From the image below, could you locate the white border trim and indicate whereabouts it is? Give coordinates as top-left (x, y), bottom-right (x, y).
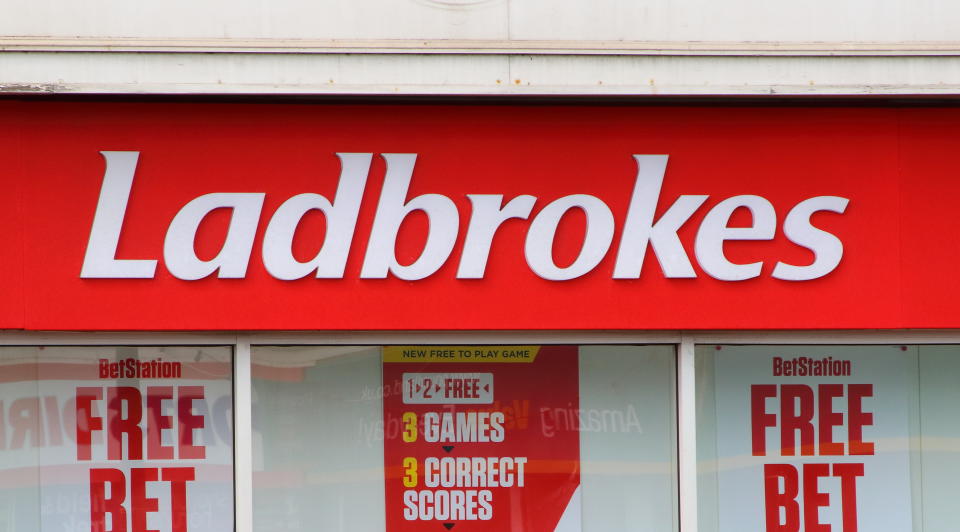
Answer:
top-left (686, 330), bottom-right (960, 344)
top-left (0, 332), bottom-right (237, 345)
top-left (3, 38), bottom-right (960, 57)
top-left (245, 331), bottom-right (684, 345)
top-left (3, 329), bottom-right (960, 345)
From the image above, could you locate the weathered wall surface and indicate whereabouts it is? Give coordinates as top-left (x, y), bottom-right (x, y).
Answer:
top-left (1, 0), bottom-right (959, 95)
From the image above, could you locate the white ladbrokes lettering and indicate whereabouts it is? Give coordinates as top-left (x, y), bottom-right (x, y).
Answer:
top-left (81, 151), bottom-right (849, 282)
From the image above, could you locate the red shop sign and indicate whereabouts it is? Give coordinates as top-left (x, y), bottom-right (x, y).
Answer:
top-left (0, 103), bottom-right (956, 330)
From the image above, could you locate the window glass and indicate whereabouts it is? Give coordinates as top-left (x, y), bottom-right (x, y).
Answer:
top-left (697, 345), bottom-right (960, 532)
top-left (252, 344), bottom-right (677, 532)
top-left (0, 346), bottom-right (233, 532)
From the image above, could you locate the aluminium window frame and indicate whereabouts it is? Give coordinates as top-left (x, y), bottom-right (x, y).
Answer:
top-left (3, 329), bottom-right (957, 532)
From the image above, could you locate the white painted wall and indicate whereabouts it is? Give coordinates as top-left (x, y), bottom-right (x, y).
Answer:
top-left (0, 0), bottom-right (958, 95)
top-left (1, 0), bottom-right (958, 42)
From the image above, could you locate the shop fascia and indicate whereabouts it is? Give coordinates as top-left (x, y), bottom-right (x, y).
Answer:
top-left (81, 151), bottom-right (848, 283)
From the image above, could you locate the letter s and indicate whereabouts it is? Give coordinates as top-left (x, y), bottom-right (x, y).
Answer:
top-left (773, 196), bottom-right (849, 281)
top-left (477, 490), bottom-right (493, 520)
top-left (489, 412), bottom-right (504, 443)
top-left (403, 490), bottom-right (418, 520)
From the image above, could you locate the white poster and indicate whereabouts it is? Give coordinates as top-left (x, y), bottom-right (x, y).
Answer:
top-left (709, 346), bottom-right (915, 532)
top-left (0, 347), bottom-right (234, 532)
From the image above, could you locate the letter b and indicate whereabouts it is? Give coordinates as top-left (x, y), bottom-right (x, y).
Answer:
top-left (764, 464), bottom-right (800, 532)
top-left (360, 154), bottom-right (459, 280)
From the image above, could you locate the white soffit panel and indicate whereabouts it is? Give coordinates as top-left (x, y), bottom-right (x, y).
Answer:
top-left (2, 52), bottom-right (960, 95)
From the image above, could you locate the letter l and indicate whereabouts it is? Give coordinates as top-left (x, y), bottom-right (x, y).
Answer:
top-left (80, 151), bottom-right (157, 278)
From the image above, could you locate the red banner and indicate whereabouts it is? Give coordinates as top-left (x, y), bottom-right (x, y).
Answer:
top-left (1, 103), bottom-right (959, 329)
top-left (382, 346), bottom-right (581, 531)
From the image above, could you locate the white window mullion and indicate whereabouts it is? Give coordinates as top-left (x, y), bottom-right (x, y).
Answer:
top-left (234, 337), bottom-right (253, 532)
top-left (678, 335), bottom-right (698, 532)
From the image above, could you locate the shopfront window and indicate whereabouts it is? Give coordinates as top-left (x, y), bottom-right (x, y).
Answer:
top-left (251, 344), bottom-right (678, 532)
top-left (18, 338), bottom-right (960, 532)
top-left (695, 345), bottom-right (960, 532)
top-left (0, 346), bottom-right (234, 532)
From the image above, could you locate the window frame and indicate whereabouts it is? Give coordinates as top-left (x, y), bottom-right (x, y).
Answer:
top-left (3, 329), bottom-right (958, 532)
